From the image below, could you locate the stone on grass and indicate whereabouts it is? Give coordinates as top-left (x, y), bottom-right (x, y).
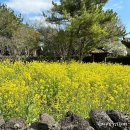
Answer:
top-left (106, 110), bottom-right (130, 130)
top-left (29, 113), bottom-right (60, 130)
top-left (60, 111), bottom-right (94, 130)
top-left (89, 109), bottom-right (114, 130)
top-left (0, 117), bottom-right (5, 130)
top-left (4, 118), bottom-right (26, 130)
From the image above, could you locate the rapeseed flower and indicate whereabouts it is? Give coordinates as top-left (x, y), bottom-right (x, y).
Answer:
top-left (0, 61), bottom-right (130, 123)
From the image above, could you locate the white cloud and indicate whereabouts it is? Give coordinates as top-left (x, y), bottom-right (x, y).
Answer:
top-left (28, 16), bottom-right (57, 28)
top-left (5, 0), bottom-right (52, 14)
top-left (29, 16), bottom-right (45, 21)
top-left (28, 16), bottom-right (46, 27)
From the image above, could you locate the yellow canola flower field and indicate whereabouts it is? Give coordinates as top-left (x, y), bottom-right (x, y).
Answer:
top-left (0, 60), bottom-right (130, 123)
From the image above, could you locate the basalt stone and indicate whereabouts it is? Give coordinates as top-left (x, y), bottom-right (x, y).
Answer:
top-left (4, 118), bottom-right (26, 130)
top-left (28, 122), bottom-right (39, 130)
top-left (89, 109), bottom-right (116, 130)
top-left (0, 117), bottom-right (5, 130)
top-left (106, 110), bottom-right (130, 130)
top-left (28, 113), bottom-right (60, 130)
top-left (29, 122), bottom-right (60, 130)
top-left (38, 113), bottom-right (60, 130)
top-left (60, 111), bottom-right (94, 130)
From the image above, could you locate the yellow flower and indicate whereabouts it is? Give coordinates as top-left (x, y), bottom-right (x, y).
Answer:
top-left (25, 72), bottom-right (32, 80)
top-left (0, 60), bottom-right (130, 123)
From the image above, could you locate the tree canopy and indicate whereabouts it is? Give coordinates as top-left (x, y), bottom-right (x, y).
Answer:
top-left (0, 1), bottom-right (127, 61)
top-left (45, 0), bottom-right (126, 60)
top-left (0, 4), bottom-right (22, 38)
top-left (0, 4), bottom-right (40, 57)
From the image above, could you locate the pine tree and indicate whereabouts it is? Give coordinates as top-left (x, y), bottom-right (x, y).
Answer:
top-left (45, 0), bottom-right (126, 61)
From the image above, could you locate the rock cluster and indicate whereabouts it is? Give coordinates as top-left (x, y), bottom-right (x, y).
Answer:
top-left (0, 118), bottom-right (26, 130)
top-left (0, 109), bottom-right (130, 130)
top-left (59, 111), bottom-right (94, 130)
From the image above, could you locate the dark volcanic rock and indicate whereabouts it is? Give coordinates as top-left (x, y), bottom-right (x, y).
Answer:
top-left (39, 113), bottom-right (60, 130)
top-left (2, 110), bottom-right (130, 130)
top-left (29, 113), bottom-right (60, 130)
top-left (28, 122), bottom-right (39, 130)
top-left (4, 118), bottom-right (26, 130)
top-left (89, 109), bottom-right (115, 130)
top-left (0, 117), bottom-right (5, 130)
top-left (106, 110), bottom-right (130, 130)
top-left (60, 111), bottom-right (94, 130)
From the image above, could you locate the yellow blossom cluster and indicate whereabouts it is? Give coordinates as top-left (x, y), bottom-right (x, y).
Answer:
top-left (0, 60), bottom-right (130, 123)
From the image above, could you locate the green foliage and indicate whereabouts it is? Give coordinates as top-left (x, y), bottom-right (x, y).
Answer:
top-left (38, 27), bottom-right (70, 60)
top-left (0, 4), bottom-right (22, 38)
top-left (11, 25), bottom-right (40, 51)
top-left (0, 4), bottom-right (40, 56)
top-left (44, 0), bottom-right (126, 61)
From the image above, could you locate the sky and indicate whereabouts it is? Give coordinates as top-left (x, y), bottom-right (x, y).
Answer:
top-left (0, 0), bottom-right (130, 37)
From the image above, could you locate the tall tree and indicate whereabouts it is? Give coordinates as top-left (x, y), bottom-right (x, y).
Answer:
top-left (45, 0), bottom-right (126, 61)
top-left (0, 4), bottom-right (40, 57)
top-left (38, 26), bottom-right (69, 60)
top-left (66, 8), bottom-right (125, 60)
top-left (11, 24), bottom-right (40, 56)
top-left (0, 4), bottom-right (22, 38)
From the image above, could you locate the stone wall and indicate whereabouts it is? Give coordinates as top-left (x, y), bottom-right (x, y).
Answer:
top-left (0, 109), bottom-right (130, 130)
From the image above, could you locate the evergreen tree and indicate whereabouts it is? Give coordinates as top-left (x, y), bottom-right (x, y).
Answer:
top-left (45, 0), bottom-right (126, 61)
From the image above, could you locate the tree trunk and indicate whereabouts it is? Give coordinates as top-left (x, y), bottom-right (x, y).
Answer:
top-left (67, 31), bottom-right (73, 60)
